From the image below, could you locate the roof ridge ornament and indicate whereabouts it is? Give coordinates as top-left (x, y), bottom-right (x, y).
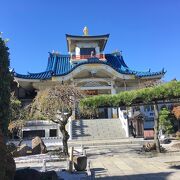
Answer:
top-left (83, 26), bottom-right (89, 36)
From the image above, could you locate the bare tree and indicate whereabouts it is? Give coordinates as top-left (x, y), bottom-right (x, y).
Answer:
top-left (8, 93), bottom-right (31, 145)
top-left (8, 120), bottom-right (25, 145)
top-left (31, 84), bottom-right (83, 156)
top-left (172, 106), bottom-right (180, 131)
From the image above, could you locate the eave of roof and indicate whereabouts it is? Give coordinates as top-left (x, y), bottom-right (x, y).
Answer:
top-left (66, 34), bottom-right (110, 39)
top-left (13, 54), bottom-right (166, 80)
top-left (14, 71), bottom-right (53, 80)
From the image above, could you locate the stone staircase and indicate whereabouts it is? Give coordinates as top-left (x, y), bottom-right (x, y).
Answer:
top-left (72, 118), bottom-right (126, 140)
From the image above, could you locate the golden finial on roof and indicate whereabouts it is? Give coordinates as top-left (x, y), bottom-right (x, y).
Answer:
top-left (83, 26), bottom-right (89, 36)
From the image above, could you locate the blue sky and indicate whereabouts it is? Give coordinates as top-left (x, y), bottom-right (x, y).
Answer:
top-left (1, 0), bottom-right (180, 81)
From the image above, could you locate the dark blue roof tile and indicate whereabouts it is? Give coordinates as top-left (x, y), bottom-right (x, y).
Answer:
top-left (14, 53), bottom-right (165, 79)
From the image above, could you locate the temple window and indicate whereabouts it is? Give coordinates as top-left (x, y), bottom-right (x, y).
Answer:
top-left (80, 48), bottom-right (96, 56)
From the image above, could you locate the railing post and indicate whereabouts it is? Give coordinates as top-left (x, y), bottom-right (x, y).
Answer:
top-left (68, 146), bottom-right (74, 173)
top-left (68, 117), bottom-right (72, 140)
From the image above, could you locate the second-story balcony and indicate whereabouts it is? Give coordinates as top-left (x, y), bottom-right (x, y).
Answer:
top-left (71, 54), bottom-right (106, 61)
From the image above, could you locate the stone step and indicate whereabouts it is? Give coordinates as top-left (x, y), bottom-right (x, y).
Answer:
top-left (72, 119), bottom-right (126, 140)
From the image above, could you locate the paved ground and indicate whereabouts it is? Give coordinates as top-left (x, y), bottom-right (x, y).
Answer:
top-left (86, 144), bottom-right (180, 179)
top-left (15, 140), bottom-right (180, 180)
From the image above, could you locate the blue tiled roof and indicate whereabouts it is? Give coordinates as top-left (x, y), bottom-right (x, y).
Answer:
top-left (14, 71), bottom-right (53, 80)
top-left (14, 53), bottom-right (165, 80)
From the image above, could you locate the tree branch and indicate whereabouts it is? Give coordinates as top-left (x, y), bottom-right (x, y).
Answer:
top-left (51, 119), bottom-right (59, 124)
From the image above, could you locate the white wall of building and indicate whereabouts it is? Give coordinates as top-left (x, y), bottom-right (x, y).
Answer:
top-left (118, 108), bottom-right (129, 137)
top-left (75, 47), bottom-right (80, 56)
top-left (22, 120), bottom-right (61, 138)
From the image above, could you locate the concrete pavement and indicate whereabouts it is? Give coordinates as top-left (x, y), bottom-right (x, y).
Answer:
top-left (90, 155), bottom-right (180, 179)
top-left (86, 144), bottom-right (180, 179)
top-left (15, 140), bottom-right (180, 180)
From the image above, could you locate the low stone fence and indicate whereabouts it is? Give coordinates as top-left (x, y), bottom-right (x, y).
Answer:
top-left (9, 137), bottom-right (62, 148)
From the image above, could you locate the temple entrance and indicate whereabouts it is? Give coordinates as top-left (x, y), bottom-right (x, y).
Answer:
top-left (98, 108), bottom-right (108, 118)
top-left (129, 114), bottom-right (144, 137)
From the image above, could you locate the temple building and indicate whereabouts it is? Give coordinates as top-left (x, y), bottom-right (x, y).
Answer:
top-left (13, 27), bottom-right (165, 140)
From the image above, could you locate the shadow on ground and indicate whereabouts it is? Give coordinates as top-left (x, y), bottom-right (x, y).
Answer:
top-left (94, 172), bottom-right (174, 180)
top-left (87, 146), bottom-right (140, 159)
top-left (169, 165), bottom-right (180, 169)
top-left (16, 165), bottom-right (64, 172)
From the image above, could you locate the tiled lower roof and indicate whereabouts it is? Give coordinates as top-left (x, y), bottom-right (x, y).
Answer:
top-left (14, 71), bottom-right (53, 80)
top-left (14, 53), bottom-right (165, 80)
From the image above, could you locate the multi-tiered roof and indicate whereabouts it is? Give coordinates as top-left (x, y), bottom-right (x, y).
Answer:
top-left (14, 28), bottom-right (165, 80)
top-left (14, 53), bottom-right (165, 80)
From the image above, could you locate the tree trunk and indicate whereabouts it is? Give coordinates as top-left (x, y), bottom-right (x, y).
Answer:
top-left (153, 103), bottom-right (161, 153)
top-left (59, 124), bottom-right (70, 156)
top-left (0, 129), bottom-right (7, 180)
top-left (58, 108), bottom-right (72, 156)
